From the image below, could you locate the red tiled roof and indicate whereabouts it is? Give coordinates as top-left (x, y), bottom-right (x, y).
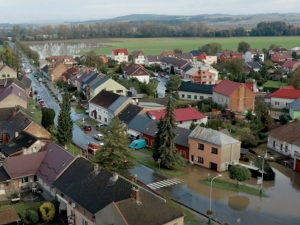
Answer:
top-left (244, 83), bottom-right (254, 92)
top-left (113, 49), bottom-right (128, 56)
top-left (147, 108), bottom-right (206, 122)
top-left (213, 80), bottom-right (242, 96)
top-left (282, 85), bottom-right (296, 90)
top-left (270, 88), bottom-right (300, 99)
top-left (282, 61), bottom-right (299, 68)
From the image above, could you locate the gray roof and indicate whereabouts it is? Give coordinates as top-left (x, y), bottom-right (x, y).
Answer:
top-left (189, 50), bottom-right (205, 57)
top-left (84, 73), bottom-right (99, 86)
top-left (178, 83), bottom-right (215, 94)
top-left (290, 97), bottom-right (300, 111)
top-left (189, 126), bottom-right (240, 146)
top-left (90, 76), bottom-right (109, 90)
top-left (160, 57), bottom-right (188, 67)
top-left (108, 96), bottom-right (129, 113)
top-left (118, 104), bottom-right (144, 124)
top-left (0, 84), bottom-right (27, 103)
top-left (143, 120), bottom-right (191, 147)
top-left (244, 62), bottom-right (262, 69)
top-left (185, 67), bottom-right (199, 76)
top-left (146, 55), bottom-right (164, 63)
top-left (128, 114), bottom-right (153, 132)
top-left (174, 53), bottom-right (193, 60)
top-left (21, 76), bottom-right (32, 89)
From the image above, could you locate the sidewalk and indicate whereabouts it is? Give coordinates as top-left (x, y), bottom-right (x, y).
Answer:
top-left (42, 80), bottom-right (63, 102)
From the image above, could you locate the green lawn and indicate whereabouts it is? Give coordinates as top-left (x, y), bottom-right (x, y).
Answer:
top-left (67, 143), bottom-right (83, 156)
top-left (262, 80), bottom-right (288, 88)
top-left (0, 203), bottom-right (29, 213)
top-left (72, 106), bottom-right (85, 114)
top-left (74, 120), bottom-right (83, 128)
top-left (132, 154), bottom-right (186, 176)
top-left (74, 36), bottom-right (300, 55)
top-left (0, 45), bottom-right (3, 52)
top-left (28, 97), bottom-right (42, 124)
top-left (139, 147), bottom-right (153, 155)
top-left (85, 117), bottom-right (99, 126)
top-left (202, 179), bottom-right (268, 197)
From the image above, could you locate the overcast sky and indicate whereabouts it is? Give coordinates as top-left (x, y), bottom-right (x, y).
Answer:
top-left (1, 0), bottom-right (296, 24)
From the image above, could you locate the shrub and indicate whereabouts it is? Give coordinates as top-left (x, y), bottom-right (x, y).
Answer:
top-left (67, 86), bottom-right (77, 92)
top-left (40, 202), bottom-right (55, 222)
top-left (231, 118), bottom-right (237, 125)
top-left (20, 209), bottom-right (39, 225)
top-left (244, 157), bottom-right (250, 162)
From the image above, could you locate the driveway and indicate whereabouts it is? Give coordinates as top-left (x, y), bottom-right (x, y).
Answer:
top-left (156, 75), bottom-right (166, 98)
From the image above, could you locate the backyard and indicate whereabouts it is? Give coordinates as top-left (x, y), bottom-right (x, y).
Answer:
top-left (262, 80), bottom-right (288, 88)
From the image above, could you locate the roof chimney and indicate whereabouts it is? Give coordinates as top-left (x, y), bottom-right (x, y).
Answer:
top-left (110, 173), bottom-right (119, 182)
top-left (131, 187), bottom-right (140, 202)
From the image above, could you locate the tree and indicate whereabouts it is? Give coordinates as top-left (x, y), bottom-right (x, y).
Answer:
top-left (240, 127), bottom-right (257, 147)
top-left (173, 48), bottom-right (183, 53)
top-left (253, 54), bottom-right (260, 62)
top-left (197, 98), bottom-right (225, 113)
top-left (223, 58), bottom-right (245, 79)
top-left (152, 119), bottom-right (164, 162)
top-left (20, 209), bottom-right (39, 225)
top-left (57, 93), bottom-right (73, 146)
top-left (189, 121), bottom-right (198, 130)
top-left (229, 165), bottom-right (251, 186)
top-left (245, 110), bottom-right (254, 121)
top-left (200, 42), bottom-right (222, 55)
top-left (237, 41), bottom-right (250, 53)
top-left (289, 71), bottom-right (300, 89)
top-left (269, 44), bottom-right (280, 50)
top-left (81, 51), bottom-right (103, 70)
top-left (107, 58), bottom-right (118, 68)
top-left (41, 108), bottom-right (56, 131)
top-left (165, 75), bottom-right (181, 92)
top-left (292, 51), bottom-right (298, 59)
top-left (0, 47), bottom-right (21, 70)
top-left (159, 97), bottom-right (186, 168)
top-left (93, 117), bottom-right (135, 176)
top-left (259, 65), bottom-right (270, 80)
top-left (279, 114), bottom-right (290, 125)
top-left (40, 202), bottom-right (55, 222)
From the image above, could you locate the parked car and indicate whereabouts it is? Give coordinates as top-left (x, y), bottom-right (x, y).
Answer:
top-left (39, 100), bottom-right (45, 104)
top-left (95, 123), bottom-right (107, 130)
top-left (129, 139), bottom-right (147, 149)
top-left (34, 90), bottom-right (38, 94)
top-left (87, 141), bottom-right (104, 154)
top-left (94, 133), bottom-right (104, 141)
top-left (83, 125), bottom-right (92, 131)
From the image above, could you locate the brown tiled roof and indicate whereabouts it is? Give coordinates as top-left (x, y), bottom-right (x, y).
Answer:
top-left (124, 64), bottom-right (149, 76)
top-left (132, 50), bottom-right (144, 59)
top-left (0, 208), bottom-right (21, 224)
top-left (116, 189), bottom-right (184, 225)
top-left (268, 121), bottom-right (300, 143)
top-left (249, 49), bottom-right (264, 54)
top-left (89, 90), bottom-right (120, 109)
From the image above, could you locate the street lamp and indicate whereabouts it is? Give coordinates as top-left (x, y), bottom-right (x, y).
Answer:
top-left (208, 174), bottom-right (222, 224)
top-left (258, 152), bottom-right (267, 195)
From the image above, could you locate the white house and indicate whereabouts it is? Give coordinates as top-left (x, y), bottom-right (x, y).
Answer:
top-left (269, 86), bottom-right (300, 109)
top-left (111, 49), bottom-right (129, 63)
top-left (178, 82), bottom-right (215, 101)
top-left (243, 49), bottom-right (265, 62)
top-left (160, 57), bottom-right (189, 76)
top-left (123, 64), bottom-right (150, 84)
top-left (0, 65), bottom-right (17, 79)
top-left (145, 55), bottom-right (164, 66)
top-left (267, 121), bottom-right (300, 172)
top-left (132, 51), bottom-right (145, 64)
top-left (89, 90), bottom-right (131, 125)
top-left (147, 108), bottom-right (207, 129)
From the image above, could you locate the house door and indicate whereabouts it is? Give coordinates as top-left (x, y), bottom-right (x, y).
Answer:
top-left (210, 162), bottom-right (218, 171)
top-left (92, 110), bottom-right (97, 119)
top-left (296, 159), bottom-right (300, 172)
top-left (191, 155), bottom-right (194, 162)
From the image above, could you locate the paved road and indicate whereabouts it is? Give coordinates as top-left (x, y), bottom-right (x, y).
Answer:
top-left (156, 75), bottom-right (166, 98)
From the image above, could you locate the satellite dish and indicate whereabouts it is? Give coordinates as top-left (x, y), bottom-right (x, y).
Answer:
top-left (71, 203), bottom-right (76, 208)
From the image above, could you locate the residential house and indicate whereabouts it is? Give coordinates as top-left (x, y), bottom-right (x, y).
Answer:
top-left (62, 68), bottom-right (79, 84)
top-left (53, 157), bottom-right (184, 225)
top-left (174, 53), bottom-right (195, 64)
top-left (291, 46), bottom-right (300, 54)
top-left (161, 51), bottom-right (175, 57)
top-left (118, 103), bottom-right (144, 125)
top-left (289, 97), bottom-right (300, 119)
top-left (49, 55), bottom-right (78, 67)
top-left (0, 131), bottom-right (46, 157)
top-left (0, 65), bottom-right (17, 79)
top-left (111, 49), bottom-right (129, 63)
top-left (188, 126), bottom-right (241, 171)
top-left (82, 73), bottom-right (102, 99)
top-left (99, 55), bottom-right (108, 64)
top-left (89, 90), bottom-right (130, 125)
top-left (71, 68), bottom-right (93, 88)
top-left (160, 57), bottom-right (189, 76)
top-left (189, 50), bottom-right (217, 65)
top-left (41, 65), bottom-right (49, 80)
top-left (1, 152), bottom-right (47, 194)
top-left (213, 79), bottom-right (255, 112)
top-left (21, 76), bottom-right (32, 96)
top-left (281, 61), bottom-right (300, 73)
top-left (143, 120), bottom-right (192, 159)
top-left (178, 82), bottom-right (215, 100)
top-left (269, 47), bottom-right (288, 56)
top-left (0, 166), bottom-right (11, 194)
top-left (144, 55), bottom-right (164, 66)
top-left (123, 64), bottom-right (150, 84)
top-left (132, 51), bottom-right (145, 64)
top-left (76, 70), bottom-right (96, 91)
top-left (36, 142), bottom-right (75, 200)
top-left (184, 67), bottom-right (218, 84)
top-left (0, 83), bottom-right (27, 109)
top-left (195, 61), bottom-right (219, 78)
top-left (244, 61), bottom-right (262, 72)
top-left (271, 52), bottom-right (293, 62)
top-left (147, 108), bottom-right (207, 129)
top-left (218, 50), bottom-right (243, 62)
top-left (267, 121), bottom-right (300, 172)
top-left (244, 49), bottom-right (265, 62)
top-left (127, 114), bottom-right (153, 139)
top-left (39, 60), bottom-right (48, 71)
top-left (49, 63), bottom-right (68, 82)
top-left (269, 86), bottom-right (300, 109)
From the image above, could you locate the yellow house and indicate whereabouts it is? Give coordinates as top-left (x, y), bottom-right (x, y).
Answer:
top-left (89, 76), bottom-right (127, 99)
top-left (50, 63), bottom-right (68, 82)
top-left (0, 65), bottom-right (17, 79)
top-left (189, 126), bottom-right (241, 172)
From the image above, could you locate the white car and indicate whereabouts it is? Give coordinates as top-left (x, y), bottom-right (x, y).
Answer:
top-left (94, 134), bottom-right (104, 141)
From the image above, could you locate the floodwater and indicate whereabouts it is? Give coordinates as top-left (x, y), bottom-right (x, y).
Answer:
top-left (173, 155), bottom-right (300, 225)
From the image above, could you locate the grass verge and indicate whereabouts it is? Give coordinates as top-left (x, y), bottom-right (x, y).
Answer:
top-left (28, 97), bottom-right (42, 124)
top-left (67, 143), bottom-right (83, 156)
top-left (202, 179), bottom-right (268, 197)
top-left (132, 154), bottom-right (186, 176)
top-left (74, 121), bottom-right (83, 128)
top-left (85, 117), bottom-right (99, 126)
top-left (139, 147), bottom-right (153, 155)
top-left (0, 203), bottom-right (29, 213)
top-left (72, 105), bottom-right (86, 114)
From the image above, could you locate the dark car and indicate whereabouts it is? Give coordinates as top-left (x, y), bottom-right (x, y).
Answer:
top-left (83, 125), bottom-right (92, 131)
top-left (34, 90), bottom-right (38, 94)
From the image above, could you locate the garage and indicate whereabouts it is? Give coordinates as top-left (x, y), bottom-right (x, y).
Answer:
top-left (295, 159), bottom-right (300, 172)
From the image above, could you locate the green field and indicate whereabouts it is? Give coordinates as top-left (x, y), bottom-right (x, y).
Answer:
top-left (79, 37), bottom-right (300, 55)
top-left (262, 80), bottom-right (288, 88)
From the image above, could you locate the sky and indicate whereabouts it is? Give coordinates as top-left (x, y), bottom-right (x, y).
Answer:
top-left (1, 0), bottom-right (298, 24)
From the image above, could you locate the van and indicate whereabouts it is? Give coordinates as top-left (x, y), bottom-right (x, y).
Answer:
top-left (95, 123), bottom-right (107, 130)
top-left (87, 141), bottom-right (104, 154)
top-left (129, 139), bottom-right (147, 150)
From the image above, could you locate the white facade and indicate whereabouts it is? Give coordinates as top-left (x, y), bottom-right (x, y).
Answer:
top-left (178, 91), bottom-right (212, 101)
top-left (267, 136), bottom-right (294, 157)
top-left (270, 97), bottom-right (295, 109)
top-left (111, 52), bottom-right (128, 63)
top-left (202, 56), bottom-right (217, 65)
top-left (126, 74), bottom-right (149, 84)
top-left (133, 55), bottom-right (145, 64)
top-left (89, 103), bottom-right (114, 125)
top-left (178, 117), bottom-right (208, 129)
top-left (144, 58), bottom-right (161, 66)
top-left (244, 51), bottom-right (265, 62)
top-left (213, 92), bottom-right (230, 108)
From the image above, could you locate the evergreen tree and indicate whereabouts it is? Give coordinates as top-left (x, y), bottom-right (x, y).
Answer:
top-left (159, 97), bottom-right (186, 168)
top-left (93, 117), bottom-right (136, 176)
top-left (57, 94), bottom-right (73, 146)
top-left (41, 108), bottom-right (56, 131)
top-left (152, 119), bottom-right (164, 162)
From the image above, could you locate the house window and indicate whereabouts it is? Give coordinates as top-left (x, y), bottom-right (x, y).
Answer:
top-left (82, 219), bottom-right (88, 225)
top-left (198, 143), bottom-right (204, 150)
top-left (218, 96), bottom-right (220, 101)
top-left (193, 119), bottom-right (197, 122)
top-left (273, 141), bottom-right (276, 147)
top-left (194, 95), bottom-right (197, 100)
top-left (200, 96), bottom-right (204, 100)
top-left (180, 151), bottom-right (186, 157)
top-left (105, 118), bottom-right (107, 122)
top-left (182, 94), bottom-right (185, 98)
top-left (285, 145), bottom-right (288, 152)
top-left (179, 121), bottom-right (182, 124)
top-left (70, 209), bottom-right (74, 216)
top-left (22, 177), bottom-right (29, 183)
top-left (275, 102), bottom-right (279, 105)
top-left (34, 175), bottom-right (38, 182)
top-left (211, 147), bottom-right (218, 154)
top-left (7, 75), bottom-right (10, 78)
top-left (280, 144), bottom-right (283, 150)
top-left (2, 75), bottom-right (5, 78)
top-left (98, 115), bottom-right (101, 120)
top-left (198, 157), bottom-right (204, 164)
top-left (208, 97), bottom-right (212, 99)
top-left (187, 95), bottom-right (191, 99)
top-left (286, 103), bottom-right (289, 107)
